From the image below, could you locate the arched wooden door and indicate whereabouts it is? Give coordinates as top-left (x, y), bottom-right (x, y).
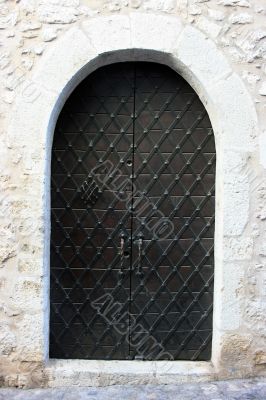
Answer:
top-left (50, 62), bottom-right (215, 361)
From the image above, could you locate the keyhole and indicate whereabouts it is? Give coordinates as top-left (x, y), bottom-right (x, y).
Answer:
top-left (124, 251), bottom-right (130, 258)
top-left (126, 160), bottom-right (132, 166)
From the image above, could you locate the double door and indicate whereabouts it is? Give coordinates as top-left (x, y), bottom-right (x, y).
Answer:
top-left (50, 62), bottom-right (215, 361)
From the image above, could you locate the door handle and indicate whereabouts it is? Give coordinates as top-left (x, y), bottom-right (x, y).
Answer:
top-left (120, 233), bottom-right (126, 256)
top-left (118, 231), bottom-right (127, 279)
top-left (136, 233), bottom-right (144, 278)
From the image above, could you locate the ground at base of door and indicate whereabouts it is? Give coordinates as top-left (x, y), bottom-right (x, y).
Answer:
top-left (0, 378), bottom-right (266, 400)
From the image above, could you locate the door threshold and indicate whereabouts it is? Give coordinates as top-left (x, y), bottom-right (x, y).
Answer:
top-left (45, 359), bottom-right (216, 387)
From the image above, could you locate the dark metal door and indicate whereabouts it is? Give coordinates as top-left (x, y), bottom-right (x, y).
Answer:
top-left (50, 62), bottom-right (215, 361)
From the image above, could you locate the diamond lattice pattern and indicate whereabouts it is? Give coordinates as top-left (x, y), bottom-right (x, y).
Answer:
top-left (50, 62), bottom-right (215, 361)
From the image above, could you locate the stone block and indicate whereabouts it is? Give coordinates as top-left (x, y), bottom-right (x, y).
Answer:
top-left (33, 27), bottom-right (97, 94)
top-left (175, 26), bottom-right (231, 85)
top-left (197, 16), bottom-right (222, 39)
top-left (82, 15), bottom-right (131, 53)
top-left (0, 324), bottom-right (16, 356)
top-left (211, 74), bottom-right (257, 150)
top-left (255, 351), bottom-right (266, 365)
top-left (214, 263), bottom-right (245, 332)
top-left (16, 314), bottom-right (45, 361)
top-left (220, 334), bottom-right (252, 368)
top-left (131, 12), bottom-right (183, 52)
top-left (224, 174), bottom-right (249, 236)
top-left (13, 278), bottom-right (43, 312)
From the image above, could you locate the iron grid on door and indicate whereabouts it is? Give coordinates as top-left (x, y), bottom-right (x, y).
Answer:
top-left (50, 62), bottom-right (215, 361)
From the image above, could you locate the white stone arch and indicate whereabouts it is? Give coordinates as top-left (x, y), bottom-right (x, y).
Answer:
top-left (7, 13), bottom-right (258, 385)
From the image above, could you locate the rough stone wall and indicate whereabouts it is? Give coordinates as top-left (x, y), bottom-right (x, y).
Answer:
top-left (0, 0), bottom-right (266, 388)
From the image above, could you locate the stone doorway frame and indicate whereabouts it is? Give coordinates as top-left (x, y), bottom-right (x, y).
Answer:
top-left (7, 13), bottom-right (258, 386)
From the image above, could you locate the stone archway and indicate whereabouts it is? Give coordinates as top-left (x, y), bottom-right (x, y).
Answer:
top-left (7, 12), bottom-right (258, 385)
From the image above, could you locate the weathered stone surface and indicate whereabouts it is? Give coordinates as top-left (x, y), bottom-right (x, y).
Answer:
top-left (242, 70), bottom-right (261, 86)
top-left (41, 27), bottom-right (57, 42)
top-left (256, 184), bottom-right (266, 219)
top-left (0, 12), bottom-right (18, 30)
top-left (107, 1), bottom-right (122, 12)
top-left (245, 299), bottom-right (266, 333)
top-left (130, 12), bottom-right (183, 51)
top-left (16, 314), bottom-right (44, 361)
top-left (236, 29), bottom-right (266, 62)
top-left (196, 16), bottom-right (222, 38)
top-left (255, 351), bottom-right (266, 365)
top-left (0, 379), bottom-right (266, 399)
top-left (13, 278), bottom-right (43, 312)
top-left (188, 5), bottom-right (202, 15)
top-left (19, 0), bottom-right (36, 14)
top-left (33, 27), bottom-right (96, 95)
top-left (176, 25), bottom-right (231, 83)
top-left (0, 324), bottom-right (16, 355)
top-left (17, 256), bottom-right (39, 275)
top-left (220, 334), bottom-right (252, 366)
top-left (229, 12), bottom-right (253, 24)
top-left (20, 22), bottom-right (42, 32)
top-left (82, 15), bottom-right (131, 53)
top-left (223, 150), bottom-right (249, 174)
top-left (214, 263), bottom-right (244, 331)
top-left (0, 197), bottom-right (17, 264)
top-left (34, 45), bottom-right (44, 56)
top-left (224, 174), bottom-right (249, 236)
top-left (37, 4), bottom-right (79, 24)
top-left (211, 74), bottom-right (257, 149)
top-left (218, 0), bottom-right (250, 6)
top-left (0, 241), bottom-right (16, 264)
top-left (143, 0), bottom-right (176, 12)
top-left (224, 237), bottom-right (253, 261)
top-left (208, 9), bottom-right (225, 21)
top-left (259, 82), bottom-right (266, 96)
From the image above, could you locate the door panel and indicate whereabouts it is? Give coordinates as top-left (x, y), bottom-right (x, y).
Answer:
top-left (130, 63), bottom-right (215, 361)
top-left (50, 62), bottom-right (215, 361)
top-left (50, 63), bottom-right (135, 359)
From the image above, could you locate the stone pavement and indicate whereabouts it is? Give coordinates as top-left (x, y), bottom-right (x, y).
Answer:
top-left (0, 378), bottom-right (266, 400)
